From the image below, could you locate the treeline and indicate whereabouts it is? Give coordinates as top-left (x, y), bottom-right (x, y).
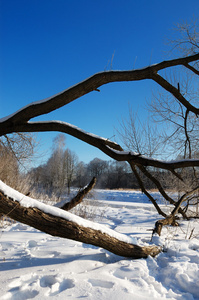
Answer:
top-left (29, 141), bottom-right (198, 196)
top-left (1, 133), bottom-right (197, 197)
top-left (0, 133), bottom-right (150, 194)
top-left (29, 155), bottom-right (140, 192)
top-left (28, 138), bottom-right (175, 193)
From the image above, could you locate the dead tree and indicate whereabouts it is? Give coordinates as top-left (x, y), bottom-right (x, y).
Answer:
top-left (0, 53), bottom-right (199, 257)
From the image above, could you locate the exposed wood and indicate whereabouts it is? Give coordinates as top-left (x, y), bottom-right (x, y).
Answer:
top-left (0, 190), bottom-right (161, 258)
top-left (60, 177), bottom-right (96, 211)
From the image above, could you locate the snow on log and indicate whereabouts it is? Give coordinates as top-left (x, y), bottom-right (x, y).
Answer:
top-left (0, 180), bottom-right (161, 258)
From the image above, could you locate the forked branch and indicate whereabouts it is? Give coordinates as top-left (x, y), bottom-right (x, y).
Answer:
top-left (0, 53), bottom-right (198, 136)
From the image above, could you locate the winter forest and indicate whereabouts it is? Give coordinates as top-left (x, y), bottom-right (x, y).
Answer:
top-left (0, 10), bottom-right (199, 300)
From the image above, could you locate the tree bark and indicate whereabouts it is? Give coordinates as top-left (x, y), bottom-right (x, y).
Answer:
top-left (0, 190), bottom-right (161, 258)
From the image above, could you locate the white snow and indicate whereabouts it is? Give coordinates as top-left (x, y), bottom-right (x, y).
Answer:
top-left (0, 188), bottom-right (199, 299)
top-left (0, 180), bottom-right (137, 244)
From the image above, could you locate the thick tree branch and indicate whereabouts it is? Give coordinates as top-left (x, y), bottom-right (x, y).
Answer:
top-left (0, 189), bottom-right (161, 258)
top-left (171, 186), bottom-right (199, 216)
top-left (0, 53), bottom-right (198, 134)
top-left (152, 187), bottom-right (199, 236)
top-left (153, 215), bottom-right (178, 236)
top-left (5, 120), bottom-right (199, 171)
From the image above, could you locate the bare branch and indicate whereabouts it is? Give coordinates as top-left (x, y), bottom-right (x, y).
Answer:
top-left (130, 164), bottom-right (167, 218)
top-left (171, 186), bottom-right (199, 216)
top-left (137, 165), bottom-right (187, 219)
top-left (60, 177), bottom-right (96, 211)
top-left (184, 109), bottom-right (192, 158)
top-left (5, 120), bottom-right (199, 171)
top-left (151, 72), bottom-right (199, 115)
top-left (0, 53), bottom-right (198, 136)
top-left (183, 63), bottom-right (199, 75)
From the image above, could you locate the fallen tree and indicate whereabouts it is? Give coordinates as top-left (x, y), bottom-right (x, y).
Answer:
top-left (0, 181), bottom-right (161, 258)
top-left (0, 52), bottom-right (199, 256)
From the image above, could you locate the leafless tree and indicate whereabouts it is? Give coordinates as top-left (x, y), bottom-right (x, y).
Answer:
top-left (118, 108), bottom-right (162, 158)
top-left (87, 158), bottom-right (108, 178)
top-left (63, 148), bottom-right (78, 194)
top-left (0, 143), bottom-right (19, 188)
top-left (0, 50), bottom-right (199, 257)
top-left (0, 133), bottom-right (35, 162)
top-left (0, 133), bottom-right (36, 189)
top-left (116, 20), bottom-right (199, 235)
top-left (170, 17), bottom-right (199, 57)
top-left (31, 134), bottom-right (78, 196)
top-left (150, 20), bottom-right (199, 215)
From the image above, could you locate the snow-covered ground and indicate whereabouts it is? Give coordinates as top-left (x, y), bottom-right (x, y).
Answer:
top-left (0, 189), bottom-right (199, 300)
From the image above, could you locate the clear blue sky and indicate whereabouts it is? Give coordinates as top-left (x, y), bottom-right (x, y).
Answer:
top-left (0, 0), bottom-right (198, 166)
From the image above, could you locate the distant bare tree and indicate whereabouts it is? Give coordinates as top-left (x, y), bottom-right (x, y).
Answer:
top-left (31, 134), bottom-right (78, 196)
top-left (0, 133), bottom-right (36, 189)
top-left (75, 161), bottom-right (88, 188)
top-left (118, 109), bottom-right (162, 158)
top-left (87, 158), bottom-right (108, 178)
top-left (63, 148), bottom-right (78, 194)
top-left (170, 17), bottom-right (199, 56)
top-left (0, 143), bottom-right (19, 187)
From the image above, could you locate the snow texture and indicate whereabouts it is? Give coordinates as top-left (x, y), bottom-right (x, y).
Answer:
top-left (0, 180), bottom-right (137, 244)
top-left (0, 188), bottom-right (199, 300)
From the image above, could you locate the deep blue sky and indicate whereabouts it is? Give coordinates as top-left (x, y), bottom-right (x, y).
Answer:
top-left (0, 0), bottom-right (198, 166)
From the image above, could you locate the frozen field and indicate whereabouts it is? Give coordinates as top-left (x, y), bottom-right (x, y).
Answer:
top-left (0, 189), bottom-right (199, 300)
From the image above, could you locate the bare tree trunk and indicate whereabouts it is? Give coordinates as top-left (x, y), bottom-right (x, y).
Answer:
top-left (0, 190), bottom-right (161, 258)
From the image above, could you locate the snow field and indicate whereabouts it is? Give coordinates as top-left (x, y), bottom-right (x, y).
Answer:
top-left (0, 189), bottom-right (199, 299)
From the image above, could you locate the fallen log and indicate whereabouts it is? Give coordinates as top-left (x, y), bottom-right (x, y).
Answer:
top-left (0, 183), bottom-right (161, 259)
